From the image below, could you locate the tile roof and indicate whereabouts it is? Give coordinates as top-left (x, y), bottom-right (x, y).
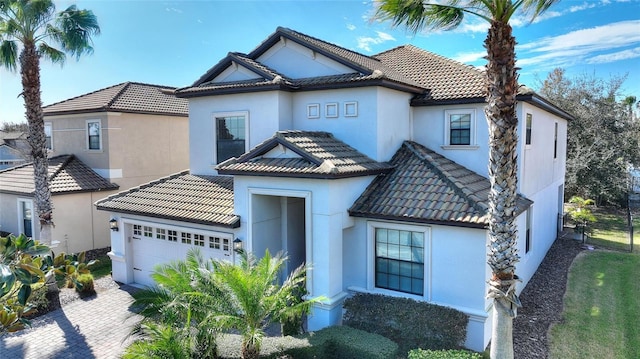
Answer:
top-left (349, 141), bottom-right (532, 228)
top-left (176, 27), bottom-right (425, 97)
top-left (216, 130), bottom-right (393, 179)
top-left (42, 82), bottom-right (188, 117)
top-left (374, 45), bottom-right (486, 102)
top-left (95, 172), bottom-right (239, 228)
top-left (0, 155), bottom-right (118, 195)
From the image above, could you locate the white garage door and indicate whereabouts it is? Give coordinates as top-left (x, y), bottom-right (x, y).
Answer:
top-left (129, 222), bottom-right (233, 287)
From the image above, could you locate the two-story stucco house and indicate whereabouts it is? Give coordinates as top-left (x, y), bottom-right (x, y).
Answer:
top-left (0, 82), bottom-right (189, 253)
top-left (96, 27), bottom-right (571, 351)
top-left (0, 130), bottom-right (28, 170)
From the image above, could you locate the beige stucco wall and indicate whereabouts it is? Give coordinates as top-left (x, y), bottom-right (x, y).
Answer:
top-left (0, 190), bottom-right (119, 254)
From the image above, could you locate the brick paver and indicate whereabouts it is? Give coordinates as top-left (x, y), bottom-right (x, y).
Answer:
top-left (0, 285), bottom-right (142, 359)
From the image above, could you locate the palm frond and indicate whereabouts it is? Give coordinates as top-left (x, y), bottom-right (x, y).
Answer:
top-left (53, 5), bottom-right (99, 60)
top-left (517, 0), bottom-right (561, 23)
top-left (38, 41), bottom-right (64, 64)
top-left (375, 0), bottom-right (468, 33)
top-left (0, 39), bottom-right (17, 70)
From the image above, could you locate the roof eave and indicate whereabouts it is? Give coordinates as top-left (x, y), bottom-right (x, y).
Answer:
top-left (94, 206), bottom-right (241, 229)
top-left (44, 108), bottom-right (187, 118)
top-left (517, 93), bottom-right (575, 121)
top-left (216, 168), bottom-right (392, 179)
top-left (411, 96), bottom-right (486, 106)
top-left (348, 211), bottom-right (488, 229)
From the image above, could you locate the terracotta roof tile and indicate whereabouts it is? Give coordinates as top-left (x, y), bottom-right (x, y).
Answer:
top-left (0, 155), bottom-right (118, 195)
top-left (349, 141), bottom-right (532, 227)
top-left (216, 130), bottom-right (393, 178)
top-left (374, 45), bottom-right (487, 102)
top-left (95, 172), bottom-right (239, 228)
top-left (43, 82), bottom-right (188, 116)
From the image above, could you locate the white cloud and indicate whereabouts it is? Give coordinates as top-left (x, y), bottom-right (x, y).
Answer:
top-left (165, 7), bottom-right (182, 14)
top-left (357, 31), bottom-right (396, 52)
top-left (587, 47), bottom-right (640, 64)
top-left (569, 2), bottom-right (597, 12)
top-left (454, 51), bottom-right (486, 63)
top-left (516, 20), bottom-right (640, 69)
top-left (347, 23), bottom-right (356, 31)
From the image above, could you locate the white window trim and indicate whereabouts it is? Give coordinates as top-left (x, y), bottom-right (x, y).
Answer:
top-left (213, 111), bottom-right (249, 164)
top-left (307, 104), bottom-right (320, 119)
top-left (44, 122), bottom-right (53, 151)
top-left (525, 113), bottom-right (532, 148)
top-left (366, 220), bottom-right (431, 301)
top-left (442, 109), bottom-right (478, 150)
top-left (85, 119), bottom-right (103, 151)
top-left (17, 198), bottom-right (35, 238)
top-left (525, 206), bottom-right (533, 255)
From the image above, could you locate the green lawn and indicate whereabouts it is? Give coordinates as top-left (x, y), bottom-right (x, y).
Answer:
top-left (549, 251), bottom-right (640, 359)
top-left (587, 207), bottom-right (639, 253)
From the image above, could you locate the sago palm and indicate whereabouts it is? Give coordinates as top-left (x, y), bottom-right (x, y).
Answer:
top-left (210, 250), bottom-right (317, 359)
top-left (0, 0), bottom-right (99, 244)
top-left (375, 1), bottom-right (559, 357)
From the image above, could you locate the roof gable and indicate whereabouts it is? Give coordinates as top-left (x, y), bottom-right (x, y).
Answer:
top-left (43, 82), bottom-right (188, 117)
top-left (216, 130), bottom-right (393, 179)
top-left (0, 154), bottom-right (118, 195)
top-left (349, 141), bottom-right (532, 228)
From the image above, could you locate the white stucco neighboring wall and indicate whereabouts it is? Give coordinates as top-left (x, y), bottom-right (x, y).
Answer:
top-left (412, 103), bottom-right (490, 177)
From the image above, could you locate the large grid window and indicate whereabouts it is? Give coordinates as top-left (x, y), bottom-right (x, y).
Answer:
top-left (216, 114), bottom-right (246, 163)
top-left (375, 228), bottom-right (424, 295)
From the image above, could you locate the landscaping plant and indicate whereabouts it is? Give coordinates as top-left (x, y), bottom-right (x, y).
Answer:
top-left (566, 196), bottom-right (596, 242)
top-left (0, 234), bottom-right (50, 334)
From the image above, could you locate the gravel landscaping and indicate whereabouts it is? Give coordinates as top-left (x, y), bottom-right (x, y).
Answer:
top-left (513, 233), bottom-right (584, 359)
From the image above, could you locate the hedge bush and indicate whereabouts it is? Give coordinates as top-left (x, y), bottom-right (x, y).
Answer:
top-left (216, 325), bottom-right (398, 359)
top-left (408, 348), bottom-right (483, 359)
top-left (343, 293), bottom-right (468, 354)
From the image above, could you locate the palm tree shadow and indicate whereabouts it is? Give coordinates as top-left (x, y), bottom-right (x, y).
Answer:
top-left (49, 310), bottom-right (96, 358)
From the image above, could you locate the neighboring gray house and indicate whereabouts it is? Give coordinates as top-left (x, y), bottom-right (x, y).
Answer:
top-left (0, 131), bottom-right (29, 170)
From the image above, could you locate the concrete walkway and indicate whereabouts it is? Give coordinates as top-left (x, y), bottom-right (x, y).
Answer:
top-left (0, 285), bottom-right (142, 359)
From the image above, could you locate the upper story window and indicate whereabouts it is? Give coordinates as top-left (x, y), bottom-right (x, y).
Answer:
top-left (525, 113), bottom-right (532, 145)
top-left (44, 122), bottom-right (53, 150)
top-left (525, 207), bottom-right (533, 253)
top-left (86, 120), bottom-right (102, 151)
top-left (554, 122), bottom-right (558, 159)
top-left (215, 112), bottom-right (247, 164)
top-left (444, 109), bottom-right (476, 149)
top-left (17, 199), bottom-right (34, 238)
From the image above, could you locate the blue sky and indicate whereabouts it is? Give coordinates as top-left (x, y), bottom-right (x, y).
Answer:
top-left (1, 0), bottom-right (639, 124)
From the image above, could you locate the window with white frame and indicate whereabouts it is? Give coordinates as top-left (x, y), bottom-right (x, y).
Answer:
top-left (156, 228), bottom-right (166, 240)
top-left (215, 112), bottom-right (247, 164)
top-left (525, 207), bottom-right (532, 253)
top-left (554, 122), bottom-right (558, 159)
top-left (44, 122), bottom-right (53, 150)
top-left (17, 199), bottom-right (34, 238)
top-left (373, 226), bottom-right (426, 296)
top-left (444, 109), bottom-right (475, 146)
top-left (168, 230), bottom-right (178, 242)
top-left (525, 113), bottom-right (532, 145)
top-left (86, 120), bottom-right (102, 150)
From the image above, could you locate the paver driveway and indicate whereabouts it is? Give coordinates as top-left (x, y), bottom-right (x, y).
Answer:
top-left (0, 285), bottom-right (142, 359)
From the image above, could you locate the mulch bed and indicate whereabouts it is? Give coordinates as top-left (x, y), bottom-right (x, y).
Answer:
top-left (512, 233), bottom-right (585, 358)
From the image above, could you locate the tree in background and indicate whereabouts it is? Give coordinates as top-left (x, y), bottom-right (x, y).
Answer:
top-left (540, 68), bottom-right (640, 206)
top-left (0, 0), bottom-right (99, 244)
top-left (374, 1), bottom-right (559, 357)
top-left (0, 121), bottom-right (28, 132)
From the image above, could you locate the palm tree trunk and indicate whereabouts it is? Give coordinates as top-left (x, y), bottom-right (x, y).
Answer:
top-left (484, 20), bottom-right (520, 359)
top-left (20, 41), bottom-right (53, 245)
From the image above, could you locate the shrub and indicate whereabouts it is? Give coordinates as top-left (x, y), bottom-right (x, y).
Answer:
top-left (343, 293), bottom-right (468, 354)
top-left (216, 326), bottom-right (398, 359)
top-left (75, 273), bottom-right (95, 294)
top-left (25, 284), bottom-right (49, 316)
top-left (408, 348), bottom-right (483, 359)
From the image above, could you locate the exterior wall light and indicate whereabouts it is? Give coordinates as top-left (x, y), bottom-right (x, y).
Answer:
top-left (233, 238), bottom-right (243, 253)
top-left (109, 218), bottom-right (119, 231)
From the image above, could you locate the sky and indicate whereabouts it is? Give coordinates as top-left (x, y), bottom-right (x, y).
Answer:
top-left (1, 0), bottom-right (639, 124)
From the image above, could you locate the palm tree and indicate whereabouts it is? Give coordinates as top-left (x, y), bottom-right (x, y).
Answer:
top-left (131, 249), bottom-right (317, 359)
top-left (210, 250), bottom-right (318, 359)
top-left (375, 1), bottom-right (559, 358)
top-left (0, 0), bottom-right (99, 245)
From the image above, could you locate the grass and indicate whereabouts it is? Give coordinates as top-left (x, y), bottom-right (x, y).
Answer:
top-left (549, 251), bottom-right (640, 359)
top-left (90, 254), bottom-right (112, 278)
top-left (587, 207), bottom-right (639, 252)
